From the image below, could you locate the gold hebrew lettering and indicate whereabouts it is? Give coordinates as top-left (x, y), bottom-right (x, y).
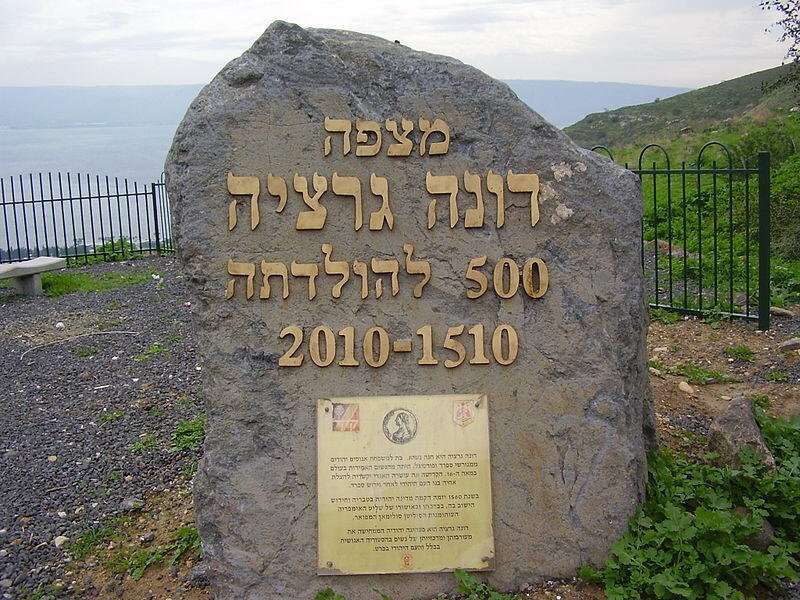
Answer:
top-left (425, 171), bottom-right (459, 229)
top-left (371, 258), bottom-right (399, 298)
top-left (463, 170), bottom-right (484, 228)
top-left (403, 243), bottom-right (431, 298)
top-left (331, 173), bottom-right (363, 231)
top-left (355, 119), bottom-right (382, 157)
top-left (260, 261), bottom-right (289, 299)
top-left (507, 170), bottom-right (541, 227)
top-left (418, 118), bottom-right (450, 156)
top-left (368, 174), bottom-right (394, 231)
top-left (226, 172), bottom-right (260, 231)
top-left (266, 173), bottom-right (287, 213)
top-left (294, 172), bottom-right (328, 230)
top-left (323, 117), bottom-right (351, 156)
top-left (486, 169), bottom-right (505, 228)
top-left (322, 243), bottom-right (350, 298)
top-left (352, 260), bottom-right (369, 299)
top-left (385, 118), bottom-right (414, 156)
top-left (226, 259), bottom-right (255, 299)
top-left (290, 261), bottom-right (319, 300)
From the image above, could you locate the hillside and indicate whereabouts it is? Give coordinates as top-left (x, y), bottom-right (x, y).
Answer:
top-left (565, 64), bottom-right (797, 149)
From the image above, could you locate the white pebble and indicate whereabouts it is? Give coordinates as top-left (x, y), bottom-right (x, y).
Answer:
top-left (55, 322), bottom-right (65, 330)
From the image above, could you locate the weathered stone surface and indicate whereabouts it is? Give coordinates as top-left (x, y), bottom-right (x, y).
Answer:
top-left (778, 337), bottom-right (800, 352)
top-left (166, 21), bottom-right (654, 600)
top-left (708, 396), bottom-right (775, 470)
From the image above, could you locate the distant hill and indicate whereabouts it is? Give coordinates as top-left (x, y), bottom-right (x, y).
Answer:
top-left (0, 80), bottom-right (689, 131)
top-left (505, 80), bottom-right (688, 128)
top-left (565, 64), bottom-right (797, 149)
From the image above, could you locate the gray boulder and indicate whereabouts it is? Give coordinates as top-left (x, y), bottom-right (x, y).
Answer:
top-left (708, 396), bottom-right (775, 470)
top-left (166, 21), bottom-right (655, 600)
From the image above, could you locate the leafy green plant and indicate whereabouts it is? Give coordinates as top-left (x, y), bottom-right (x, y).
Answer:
top-left (129, 434), bottom-right (158, 454)
top-left (170, 414), bottom-right (206, 452)
top-left (580, 410), bottom-right (800, 599)
top-left (22, 583), bottom-right (67, 600)
top-left (135, 342), bottom-right (170, 361)
top-left (315, 590), bottom-right (346, 600)
top-left (455, 569), bottom-right (520, 600)
top-left (751, 395), bottom-right (773, 411)
top-left (765, 369), bottom-right (789, 382)
top-left (107, 471), bottom-right (122, 484)
top-left (99, 410), bottom-right (123, 422)
top-left (724, 345), bottom-right (756, 362)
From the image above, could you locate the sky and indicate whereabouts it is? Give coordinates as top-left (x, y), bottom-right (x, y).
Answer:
top-left (0, 0), bottom-right (791, 89)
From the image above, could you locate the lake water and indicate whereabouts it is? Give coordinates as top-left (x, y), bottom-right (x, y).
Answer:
top-left (0, 124), bottom-right (177, 185)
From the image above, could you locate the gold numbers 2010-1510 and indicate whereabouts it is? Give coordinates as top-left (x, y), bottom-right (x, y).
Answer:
top-left (277, 324), bottom-right (518, 368)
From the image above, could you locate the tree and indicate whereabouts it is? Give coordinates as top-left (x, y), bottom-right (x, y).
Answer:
top-left (761, 0), bottom-right (800, 92)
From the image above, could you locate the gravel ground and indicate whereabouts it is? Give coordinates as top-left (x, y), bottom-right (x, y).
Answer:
top-left (0, 257), bottom-right (203, 599)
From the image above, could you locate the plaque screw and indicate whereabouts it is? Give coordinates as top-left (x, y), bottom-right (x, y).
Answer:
top-left (474, 399), bottom-right (481, 407)
top-left (325, 406), bottom-right (330, 412)
top-left (327, 561), bottom-right (333, 568)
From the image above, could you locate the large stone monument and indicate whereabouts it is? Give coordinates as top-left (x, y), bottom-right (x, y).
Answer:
top-left (166, 21), bottom-right (655, 600)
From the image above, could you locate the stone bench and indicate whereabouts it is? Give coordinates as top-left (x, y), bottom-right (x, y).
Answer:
top-left (0, 257), bottom-right (67, 296)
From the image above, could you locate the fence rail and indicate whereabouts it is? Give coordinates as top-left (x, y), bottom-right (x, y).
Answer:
top-left (592, 143), bottom-right (770, 330)
top-left (0, 172), bottom-right (172, 264)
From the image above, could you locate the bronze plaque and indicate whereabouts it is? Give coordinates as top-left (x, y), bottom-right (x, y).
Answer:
top-left (317, 394), bottom-right (493, 575)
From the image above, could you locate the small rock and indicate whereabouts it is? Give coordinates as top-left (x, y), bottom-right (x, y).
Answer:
top-left (678, 381), bottom-right (694, 395)
top-left (777, 338), bottom-right (800, 352)
top-left (54, 322), bottom-right (65, 330)
top-left (648, 367), bottom-right (663, 376)
top-left (74, 506), bottom-right (84, 516)
top-left (770, 306), bottom-right (795, 317)
top-left (53, 535), bottom-right (69, 548)
top-left (732, 507), bottom-right (775, 551)
top-left (47, 455), bottom-right (57, 462)
top-left (0, 549), bottom-right (7, 557)
top-left (708, 396), bottom-right (775, 470)
top-left (121, 498), bottom-right (144, 512)
top-left (184, 562), bottom-right (210, 588)
top-left (57, 511), bottom-right (67, 518)
top-left (654, 346), bottom-right (669, 353)
top-left (140, 532), bottom-right (156, 545)
top-left (720, 395), bottom-right (732, 401)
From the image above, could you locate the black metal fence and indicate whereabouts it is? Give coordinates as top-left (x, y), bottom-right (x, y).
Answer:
top-left (592, 143), bottom-right (770, 330)
top-left (0, 172), bottom-right (172, 265)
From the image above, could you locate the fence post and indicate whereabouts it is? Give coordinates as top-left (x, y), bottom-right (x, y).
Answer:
top-left (151, 182), bottom-right (162, 256)
top-left (758, 152), bottom-right (770, 331)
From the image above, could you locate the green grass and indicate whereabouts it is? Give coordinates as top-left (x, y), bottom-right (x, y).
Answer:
top-left (651, 308), bottom-right (682, 325)
top-left (170, 414), bottom-right (206, 452)
top-left (135, 342), bottom-right (170, 361)
top-left (105, 525), bottom-right (201, 580)
top-left (99, 410), bottom-right (123, 422)
top-left (41, 271), bottom-right (153, 298)
top-left (724, 345), bottom-right (756, 362)
top-left (580, 409), bottom-right (800, 599)
top-left (765, 370), bottom-right (789, 382)
top-left (72, 346), bottom-right (99, 357)
top-left (129, 434), bottom-right (158, 454)
top-left (649, 361), bottom-right (739, 385)
top-left (68, 524), bottom-right (120, 560)
top-left (22, 583), bottom-right (67, 600)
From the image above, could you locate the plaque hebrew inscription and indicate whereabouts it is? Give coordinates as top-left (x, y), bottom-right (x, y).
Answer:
top-left (317, 394), bottom-right (493, 575)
